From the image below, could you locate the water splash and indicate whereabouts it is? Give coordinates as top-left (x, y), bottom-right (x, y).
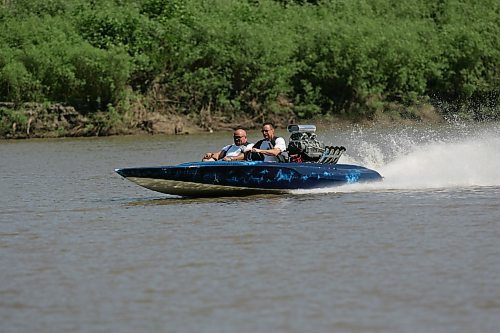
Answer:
top-left (315, 123), bottom-right (500, 193)
top-left (380, 136), bottom-right (500, 189)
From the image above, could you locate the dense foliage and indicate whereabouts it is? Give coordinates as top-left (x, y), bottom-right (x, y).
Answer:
top-left (0, 0), bottom-right (499, 131)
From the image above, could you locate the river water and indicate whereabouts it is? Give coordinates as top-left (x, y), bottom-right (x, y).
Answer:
top-left (1, 123), bottom-right (499, 333)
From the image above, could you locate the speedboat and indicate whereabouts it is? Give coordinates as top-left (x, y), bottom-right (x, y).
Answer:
top-left (115, 125), bottom-right (383, 197)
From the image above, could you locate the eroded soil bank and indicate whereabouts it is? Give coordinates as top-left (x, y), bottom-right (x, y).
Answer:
top-left (0, 102), bottom-right (446, 139)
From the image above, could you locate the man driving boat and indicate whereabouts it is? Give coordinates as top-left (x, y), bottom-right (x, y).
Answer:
top-left (246, 122), bottom-right (286, 162)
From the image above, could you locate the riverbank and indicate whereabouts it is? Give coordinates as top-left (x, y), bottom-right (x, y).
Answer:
top-left (2, 0), bottom-right (498, 141)
top-left (0, 102), bottom-right (198, 139)
top-left (0, 101), bottom-right (450, 140)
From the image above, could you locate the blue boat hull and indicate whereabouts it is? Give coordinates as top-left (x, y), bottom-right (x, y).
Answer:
top-left (115, 161), bottom-right (383, 197)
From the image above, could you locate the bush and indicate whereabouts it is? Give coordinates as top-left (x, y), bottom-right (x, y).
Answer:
top-left (0, 107), bottom-right (28, 136)
top-left (0, 12), bottom-right (131, 109)
top-left (0, 0), bottom-right (498, 122)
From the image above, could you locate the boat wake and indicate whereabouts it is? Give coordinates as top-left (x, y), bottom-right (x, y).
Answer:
top-left (298, 124), bottom-right (500, 194)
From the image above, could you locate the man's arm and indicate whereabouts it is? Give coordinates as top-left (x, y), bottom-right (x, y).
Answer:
top-left (222, 143), bottom-right (253, 161)
top-left (203, 144), bottom-right (234, 161)
top-left (221, 153), bottom-right (244, 161)
top-left (251, 147), bottom-right (281, 156)
top-left (202, 150), bottom-right (223, 161)
top-left (251, 138), bottom-right (286, 157)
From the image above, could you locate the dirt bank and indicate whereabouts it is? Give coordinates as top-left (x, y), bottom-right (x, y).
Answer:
top-left (0, 102), bottom-right (203, 139)
top-left (0, 102), bottom-right (446, 139)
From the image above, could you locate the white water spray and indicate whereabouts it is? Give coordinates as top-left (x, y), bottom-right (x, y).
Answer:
top-left (379, 136), bottom-right (500, 189)
top-left (312, 124), bottom-right (500, 193)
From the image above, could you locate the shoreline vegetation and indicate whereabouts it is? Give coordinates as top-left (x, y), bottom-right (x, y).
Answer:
top-left (1, 0), bottom-right (499, 139)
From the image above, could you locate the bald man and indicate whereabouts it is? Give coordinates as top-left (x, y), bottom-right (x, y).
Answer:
top-left (202, 128), bottom-right (253, 162)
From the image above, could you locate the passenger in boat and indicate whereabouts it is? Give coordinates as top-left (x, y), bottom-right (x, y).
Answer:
top-left (246, 122), bottom-right (287, 162)
top-left (202, 128), bottom-right (253, 162)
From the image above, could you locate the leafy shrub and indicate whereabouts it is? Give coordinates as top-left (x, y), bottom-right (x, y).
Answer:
top-left (0, 0), bottom-right (498, 122)
top-left (0, 13), bottom-right (131, 109)
top-left (0, 107), bottom-right (28, 136)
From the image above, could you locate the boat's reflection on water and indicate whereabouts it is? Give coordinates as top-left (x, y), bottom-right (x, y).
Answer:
top-left (123, 189), bottom-right (345, 207)
top-left (124, 193), bottom-right (285, 206)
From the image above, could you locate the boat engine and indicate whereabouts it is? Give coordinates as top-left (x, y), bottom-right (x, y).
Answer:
top-left (287, 125), bottom-right (324, 162)
top-left (286, 124), bottom-right (345, 164)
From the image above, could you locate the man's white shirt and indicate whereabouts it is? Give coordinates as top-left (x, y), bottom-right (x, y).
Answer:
top-left (221, 143), bottom-right (254, 157)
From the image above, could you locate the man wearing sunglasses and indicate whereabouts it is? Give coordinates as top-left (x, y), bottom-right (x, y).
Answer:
top-left (246, 122), bottom-right (286, 162)
top-left (202, 127), bottom-right (253, 162)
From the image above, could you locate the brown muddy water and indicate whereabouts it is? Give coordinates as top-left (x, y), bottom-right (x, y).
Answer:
top-left (1, 123), bottom-right (499, 333)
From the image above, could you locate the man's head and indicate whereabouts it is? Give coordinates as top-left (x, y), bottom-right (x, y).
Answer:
top-left (233, 128), bottom-right (248, 145)
top-left (261, 122), bottom-right (275, 140)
